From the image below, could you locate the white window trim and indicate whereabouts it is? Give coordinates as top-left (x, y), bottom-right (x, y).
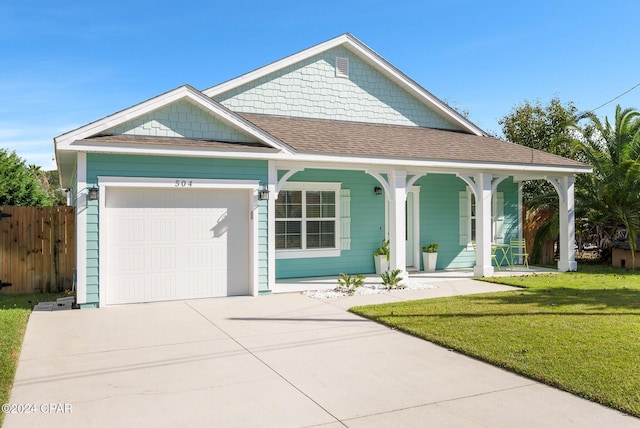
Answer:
top-left (276, 182), bottom-right (341, 259)
top-left (464, 187), bottom-right (504, 248)
top-left (468, 187), bottom-right (476, 247)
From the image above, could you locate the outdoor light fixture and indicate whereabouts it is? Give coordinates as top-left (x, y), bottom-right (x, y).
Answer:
top-left (374, 186), bottom-right (383, 195)
top-left (88, 186), bottom-right (99, 201)
top-left (258, 187), bottom-right (270, 201)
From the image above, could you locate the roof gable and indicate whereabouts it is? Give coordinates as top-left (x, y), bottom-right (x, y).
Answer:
top-left (103, 98), bottom-right (257, 142)
top-left (204, 33), bottom-right (485, 135)
top-left (213, 45), bottom-right (459, 130)
top-left (54, 85), bottom-right (292, 154)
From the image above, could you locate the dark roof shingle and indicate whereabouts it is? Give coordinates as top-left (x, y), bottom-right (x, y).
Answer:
top-left (240, 114), bottom-right (588, 168)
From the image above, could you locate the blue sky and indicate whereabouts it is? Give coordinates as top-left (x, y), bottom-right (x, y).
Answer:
top-left (1, 0), bottom-right (638, 170)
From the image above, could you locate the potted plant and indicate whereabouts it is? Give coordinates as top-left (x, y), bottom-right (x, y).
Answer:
top-left (422, 243), bottom-right (438, 272)
top-left (373, 239), bottom-right (390, 274)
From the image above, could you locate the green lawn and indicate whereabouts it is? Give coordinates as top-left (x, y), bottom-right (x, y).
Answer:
top-left (0, 293), bottom-right (66, 426)
top-left (350, 266), bottom-right (640, 417)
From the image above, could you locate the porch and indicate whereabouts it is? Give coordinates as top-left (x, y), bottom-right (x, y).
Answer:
top-left (269, 165), bottom-right (578, 291)
top-left (272, 266), bottom-right (558, 294)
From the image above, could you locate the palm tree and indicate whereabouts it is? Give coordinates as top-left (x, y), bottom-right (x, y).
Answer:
top-left (569, 105), bottom-right (640, 264)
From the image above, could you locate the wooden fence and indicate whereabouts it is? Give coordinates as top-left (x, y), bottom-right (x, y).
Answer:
top-left (0, 206), bottom-right (75, 295)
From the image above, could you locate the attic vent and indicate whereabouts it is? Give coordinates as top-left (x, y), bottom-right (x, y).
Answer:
top-left (335, 57), bottom-right (349, 78)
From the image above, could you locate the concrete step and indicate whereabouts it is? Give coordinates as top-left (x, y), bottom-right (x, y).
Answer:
top-left (33, 296), bottom-right (76, 311)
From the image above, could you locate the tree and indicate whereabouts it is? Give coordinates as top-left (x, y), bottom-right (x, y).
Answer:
top-left (499, 97), bottom-right (579, 202)
top-left (44, 170), bottom-right (68, 206)
top-left (499, 98), bottom-right (580, 262)
top-left (501, 99), bottom-right (640, 265)
top-left (0, 149), bottom-right (53, 206)
top-left (568, 105), bottom-right (640, 263)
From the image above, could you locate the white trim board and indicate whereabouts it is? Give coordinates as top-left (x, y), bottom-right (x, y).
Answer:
top-left (58, 144), bottom-right (590, 176)
top-left (97, 176), bottom-right (260, 190)
top-left (75, 153), bottom-right (88, 305)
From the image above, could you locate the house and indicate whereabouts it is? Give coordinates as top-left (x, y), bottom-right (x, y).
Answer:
top-left (55, 34), bottom-right (591, 308)
top-left (612, 239), bottom-right (640, 269)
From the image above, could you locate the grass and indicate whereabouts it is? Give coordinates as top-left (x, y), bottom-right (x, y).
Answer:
top-left (350, 266), bottom-right (640, 417)
top-left (0, 292), bottom-right (66, 426)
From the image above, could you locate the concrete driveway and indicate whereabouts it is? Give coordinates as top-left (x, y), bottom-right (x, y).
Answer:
top-left (5, 280), bottom-right (639, 427)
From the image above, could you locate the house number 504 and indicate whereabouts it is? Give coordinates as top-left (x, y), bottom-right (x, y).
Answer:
top-left (175, 180), bottom-right (193, 188)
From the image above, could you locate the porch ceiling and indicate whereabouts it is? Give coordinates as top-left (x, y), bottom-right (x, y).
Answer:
top-left (241, 114), bottom-right (589, 170)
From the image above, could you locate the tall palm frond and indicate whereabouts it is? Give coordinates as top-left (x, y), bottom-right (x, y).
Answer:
top-left (567, 105), bottom-right (640, 262)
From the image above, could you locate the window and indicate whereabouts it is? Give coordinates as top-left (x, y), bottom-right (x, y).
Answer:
top-left (470, 192), bottom-right (477, 242)
top-left (275, 182), bottom-right (342, 258)
top-left (275, 190), bottom-right (302, 249)
top-left (460, 189), bottom-right (504, 245)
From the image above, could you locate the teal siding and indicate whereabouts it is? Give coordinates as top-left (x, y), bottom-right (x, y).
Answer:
top-left (83, 153), bottom-right (269, 306)
top-left (417, 175), bottom-right (520, 270)
top-left (105, 99), bottom-right (257, 142)
top-left (79, 152), bottom-right (522, 304)
top-left (257, 200), bottom-right (268, 288)
top-left (276, 170), bottom-right (385, 278)
top-left (418, 174), bottom-right (469, 269)
top-left (277, 171), bottom-right (521, 277)
top-left (216, 46), bottom-right (462, 131)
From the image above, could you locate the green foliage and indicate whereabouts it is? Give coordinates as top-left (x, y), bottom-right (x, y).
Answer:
top-left (421, 243), bottom-right (438, 253)
top-left (568, 106), bottom-right (640, 264)
top-left (44, 170), bottom-right (67, 206)
top-left (501, 99), bottom-right (640, 265)
top-left (0, 150), bottom-right (53, 206)
top-left (379, 268), bottom-right (405, 291)
top-left (335, 273), bottom-right (365, 295)
top-left (351, 267), bottom-right (640, 417)
top-left (499, 97), bottom-right (579, 203)
top-left (373, 239), bottom-right (390, 261)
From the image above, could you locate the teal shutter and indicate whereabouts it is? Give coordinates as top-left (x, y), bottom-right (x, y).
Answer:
top-left (340, 189), bottom-right (351, 250)
top-left (494, 192), bottom-right (505, 243)
top-left (459, 191), bottom-right (469, 246)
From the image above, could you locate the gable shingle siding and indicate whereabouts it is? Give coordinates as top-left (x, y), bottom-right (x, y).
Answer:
top-left (215, 47), bottom-right (461, 130)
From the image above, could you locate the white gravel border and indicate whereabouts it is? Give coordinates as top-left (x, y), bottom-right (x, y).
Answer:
top-left (303, 280), bottom-right (438, 299)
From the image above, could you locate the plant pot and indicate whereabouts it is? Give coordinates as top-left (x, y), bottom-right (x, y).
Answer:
top-left (374, 254), bottom-right (389, 274)
top-left (422, 252), bottom-right (437, 272)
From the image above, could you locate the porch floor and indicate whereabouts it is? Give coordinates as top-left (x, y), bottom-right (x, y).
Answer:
top-left (272, 266), bottom-right (558, 294)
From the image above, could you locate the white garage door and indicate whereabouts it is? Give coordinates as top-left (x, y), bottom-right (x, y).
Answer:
top-left (104, 187), bottom-right (250, 304)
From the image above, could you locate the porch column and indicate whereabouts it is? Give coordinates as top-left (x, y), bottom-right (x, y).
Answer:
top-left (389, 170), bottom-right (407, 274)
top-left (558, 175), bottom-right (577, 271)
top-left (267, 161), bottom-right (277, 290)
top-left (474, 172), bottom-right (494, 277)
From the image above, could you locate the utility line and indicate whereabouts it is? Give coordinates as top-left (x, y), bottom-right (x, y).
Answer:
top-left (587, 82), bottom-right (640, 113)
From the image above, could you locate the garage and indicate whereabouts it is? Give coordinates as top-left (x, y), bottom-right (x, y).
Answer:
top-left (103, 186), bottom-right (251, 305)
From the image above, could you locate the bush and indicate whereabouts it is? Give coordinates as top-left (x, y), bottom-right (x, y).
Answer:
top-left (380, 269), bottom-right (405, 291)
top-left (335, 273), bottom-right (365, 295)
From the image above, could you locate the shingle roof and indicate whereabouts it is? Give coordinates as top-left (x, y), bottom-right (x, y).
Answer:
top-left (81, 134), bottom-right (278, 153)
top-left (240, 113), bottom-right (589, 168)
